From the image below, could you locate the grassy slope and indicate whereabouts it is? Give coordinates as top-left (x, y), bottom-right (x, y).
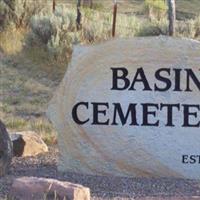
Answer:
top-left (0, 28), bottom-right (66, 144)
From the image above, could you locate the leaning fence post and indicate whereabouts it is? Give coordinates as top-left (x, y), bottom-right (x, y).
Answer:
top-left (112, 0), bottom-right (118, 37)
top-left (76, 0), bottom-right (82, 30)
top-left (168, 0), bottom-right (176, 36)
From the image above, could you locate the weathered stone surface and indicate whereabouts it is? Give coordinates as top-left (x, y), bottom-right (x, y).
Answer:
top-left (47, 36), bottom-right (200, 179)
top-left (10, 131), bottom-right (48, 157)
top-left (0, 120), bottom-right (12, 176)
top-left (10, 177), bottom-right (90, 200)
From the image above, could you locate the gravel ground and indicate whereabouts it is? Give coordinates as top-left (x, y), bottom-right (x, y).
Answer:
top-left (0, 147), bottom-right (200, 200)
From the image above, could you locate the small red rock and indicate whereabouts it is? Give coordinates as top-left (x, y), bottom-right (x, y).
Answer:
top-left (10, 177), bottom-right (90, 200)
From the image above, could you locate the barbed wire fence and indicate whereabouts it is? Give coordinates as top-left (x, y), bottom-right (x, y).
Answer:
top-left (51, 0), bottom-right (200, 37)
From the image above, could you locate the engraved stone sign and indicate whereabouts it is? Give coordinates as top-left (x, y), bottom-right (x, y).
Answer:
top-left (47, 36), bottom-right (200, 179)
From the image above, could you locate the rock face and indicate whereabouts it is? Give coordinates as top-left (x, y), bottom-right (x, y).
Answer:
top-left (10, 131), bottom-right (48, 157)
top-left (47, 36), bottom-right (200, 179)
top-left (10, 177), bottom-right (90, 200)
top-left (0, 120), bottom-right (12, 176)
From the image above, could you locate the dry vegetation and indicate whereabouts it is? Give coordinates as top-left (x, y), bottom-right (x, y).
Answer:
top-left (0, 0), bottom-right (200, 145)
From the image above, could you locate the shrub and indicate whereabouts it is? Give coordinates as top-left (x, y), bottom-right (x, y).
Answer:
top-left (30, 15), bottom-right (55, 44)
top-left (175, 15), bottom-right (200, 39)
top-left (116, 13), bottom-right (141, 37)
top-left (0, 0), bottom-right (13, 29)
top-left (0, 0), bottom-right (47, 29)
top-left (144, 0), bottom-right (167, 21)
top-left (30, 5), bottom-right (142, 46)
top-left (138, 19), bottom-right (168, 36)
top-left (81, 9), bottom-right (111, 41)
top-left (176, 20), bottom-right (196, 38)
top-left (29, 3), bottom-right (173, 60)
top-left (30, 5), bottom-right (80, 58)
top-left (0, 24), bottom-right (26, 54)
top-left (29, 3), bottom-right (200, 62)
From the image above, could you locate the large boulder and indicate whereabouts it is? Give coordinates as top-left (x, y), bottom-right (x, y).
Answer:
top-left (0, 120), bottom-right (12, 176)
top-left (10, 131), bottom-right (48, 157)
top-left (10, 177), bottom-right (90, 200)
top-left (47, 36), bottom-right (200, 179)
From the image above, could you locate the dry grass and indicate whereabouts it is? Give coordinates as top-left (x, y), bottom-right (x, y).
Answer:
top-left (0, 21), bottom-right (68, 145)
top-left (0, 26), bottom-right (27, 55)
top-left (0, 44), bottom-right (60, 145)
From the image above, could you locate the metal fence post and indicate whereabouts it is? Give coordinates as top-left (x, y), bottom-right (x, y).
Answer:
top-left (112, 0), bottom-right (118, 37)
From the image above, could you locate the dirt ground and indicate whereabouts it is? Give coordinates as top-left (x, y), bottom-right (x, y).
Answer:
top-left (0, 147), bottom-right (200, 200)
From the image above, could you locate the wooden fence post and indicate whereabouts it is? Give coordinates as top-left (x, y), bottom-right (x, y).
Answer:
top-left (53, 0), bottom-right (56, 13)
top-left (168, 0), bottom-right (176, 36)
top-left (112, 0), bottom-right (118, 37)
top-left (76, 0), bottom-right (82, 30)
